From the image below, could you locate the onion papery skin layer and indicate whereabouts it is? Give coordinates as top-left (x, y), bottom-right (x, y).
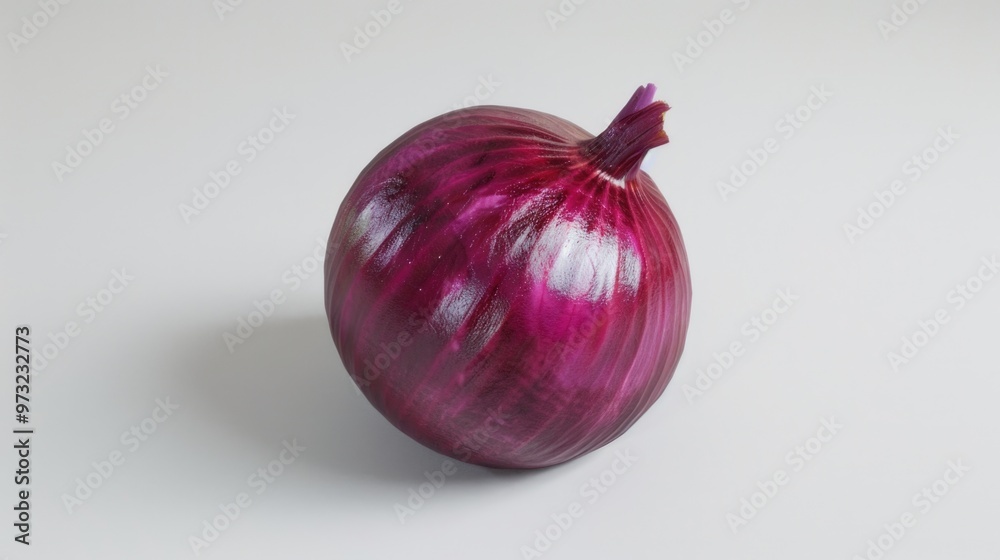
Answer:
top-left (325, 85), bottom-right (691, 469)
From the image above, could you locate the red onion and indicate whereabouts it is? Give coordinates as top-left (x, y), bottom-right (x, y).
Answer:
top-left (324, 84), bottom-right (691, 468)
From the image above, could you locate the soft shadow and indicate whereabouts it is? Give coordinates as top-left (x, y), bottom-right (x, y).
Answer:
top-left (175, 314), bottom-right (548, 489)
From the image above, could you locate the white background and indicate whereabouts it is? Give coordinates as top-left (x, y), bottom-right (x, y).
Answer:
top-left (2, 0), bottom-right (999, 558)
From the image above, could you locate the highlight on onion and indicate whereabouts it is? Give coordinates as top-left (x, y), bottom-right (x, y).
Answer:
top-left (324, 84), bottom-right (691, 469)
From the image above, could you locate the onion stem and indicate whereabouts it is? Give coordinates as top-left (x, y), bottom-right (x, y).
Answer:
top-left (579, 84), bottom-right (670, 183)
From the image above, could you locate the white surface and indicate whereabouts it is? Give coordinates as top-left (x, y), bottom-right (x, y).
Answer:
top-left (2, 1), bottom-right (999, 558)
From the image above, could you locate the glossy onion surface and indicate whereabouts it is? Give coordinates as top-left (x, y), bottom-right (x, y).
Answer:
top-left (325, 85), bottom-right (690, 468)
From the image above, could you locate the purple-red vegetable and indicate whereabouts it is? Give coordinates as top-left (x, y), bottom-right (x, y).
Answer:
top-left (324, 84), bottom-right (690, 469)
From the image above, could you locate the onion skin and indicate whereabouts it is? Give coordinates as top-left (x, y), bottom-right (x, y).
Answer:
top-left (325, 85), bottom-right (690, 469)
